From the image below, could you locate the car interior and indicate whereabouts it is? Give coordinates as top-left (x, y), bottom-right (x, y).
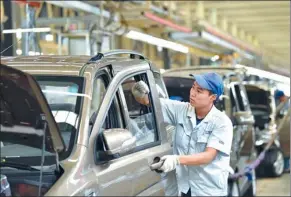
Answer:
top-left (244, 85), bottom-right (272, 130)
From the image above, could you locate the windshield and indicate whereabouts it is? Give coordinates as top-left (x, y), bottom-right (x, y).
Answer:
top-left (1, 75), bottom-right (84, 164)
top-left (245, 85), bottom-right (272, 114)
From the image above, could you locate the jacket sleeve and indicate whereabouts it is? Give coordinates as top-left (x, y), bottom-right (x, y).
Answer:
top-left (159, 98), bottom-right (188, 125)
top-left (207, 117), bottom-right (233, 156)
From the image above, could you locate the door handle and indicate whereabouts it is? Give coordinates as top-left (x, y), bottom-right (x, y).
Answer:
top-left (149, 157), bottom-right (164, 173)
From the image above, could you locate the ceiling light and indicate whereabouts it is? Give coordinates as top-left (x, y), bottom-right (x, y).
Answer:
top-left (126, 30), bottom-right (189, 53)
top-left (171, 31), bottom-right (255, 59)
top-left (16, 49), bottom-right (22, 55)
top-left (28, 51), bottom-right (36, 56)
top-left (16, 32), bottom-right (22, 39)
top-left (211, 55), bottom-right (219, 61)
top-left (3, 27), bottom-right (51, 34)
top-left (45, 34), bottom-right (54, 41)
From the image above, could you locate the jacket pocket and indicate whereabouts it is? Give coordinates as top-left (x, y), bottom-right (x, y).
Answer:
top-left (196, 133), bottom-right (210, 152)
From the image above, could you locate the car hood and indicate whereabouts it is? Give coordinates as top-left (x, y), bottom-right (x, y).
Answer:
top-left (0, 64), bottom-right (65, 153)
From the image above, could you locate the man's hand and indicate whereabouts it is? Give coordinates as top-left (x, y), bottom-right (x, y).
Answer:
top-left (158, 155), bottom-right (180, 173)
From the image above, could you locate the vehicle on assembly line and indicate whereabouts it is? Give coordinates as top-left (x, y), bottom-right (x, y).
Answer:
top-left (0, 50), bottom-right (177, 196)
top-left (243, 73), bottom-right (289, 178)
top-left (163, 66), bottom-right (257, 197)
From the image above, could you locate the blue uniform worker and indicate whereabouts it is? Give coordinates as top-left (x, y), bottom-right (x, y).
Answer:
top-left (157, 73), bottom-right (233, 196)
top-left (275, 90), bottom-right (290, 172)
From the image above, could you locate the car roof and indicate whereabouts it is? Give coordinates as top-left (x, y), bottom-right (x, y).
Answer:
top-left (0, 55), bottom-right (90, 76)
top-left (0, 55), bottom-right (154, 76)
top-left (163, 65), bottom-right (246, 79)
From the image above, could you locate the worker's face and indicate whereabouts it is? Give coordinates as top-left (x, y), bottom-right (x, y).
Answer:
top-left (280, 95), bottom-right (287, 102)
top-left (189, 82), bottom-right (217, 108)
top-left (135, 95), bottom-right (150, 106)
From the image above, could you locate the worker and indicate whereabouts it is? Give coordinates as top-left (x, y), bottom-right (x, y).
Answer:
top-left (132, 73), bottom-right (233, 196)
top-left (275, 90), bottom-right (290, 112)
top-left (274, 90), bottom-right (290, 172)
top-left (220, 50), bottom-right (238, 67)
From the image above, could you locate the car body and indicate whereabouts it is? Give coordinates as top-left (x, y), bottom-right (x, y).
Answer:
top-left (243, 78), bottom-right (288, 177)
top-left (0, 50), bottom-right (177, 196)
top-left (163, 66), bottom-right (257, 197)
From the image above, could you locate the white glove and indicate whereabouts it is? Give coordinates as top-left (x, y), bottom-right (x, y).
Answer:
top-left (158, 155), bottom-right (180, 173)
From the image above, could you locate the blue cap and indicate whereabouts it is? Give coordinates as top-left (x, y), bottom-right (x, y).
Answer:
top-left (190, 72), bottom-right (224, 100)
top-left (275, 90), bottom-right (285, 99)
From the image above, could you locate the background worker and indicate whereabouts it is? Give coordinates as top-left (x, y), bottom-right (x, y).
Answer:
top-left (132, 73), bottom-right (233, 196)
top-left (274, 90), bottom-right (290, 172)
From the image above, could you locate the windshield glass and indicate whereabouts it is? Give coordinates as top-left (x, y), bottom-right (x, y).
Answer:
top-left (1, 75), bottom-right (84, 164)
top-left (245, 85), bottom-right (272, 114)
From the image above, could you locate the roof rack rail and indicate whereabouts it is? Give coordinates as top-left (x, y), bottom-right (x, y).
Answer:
top-left (88, 49), bottom-right (147, 62)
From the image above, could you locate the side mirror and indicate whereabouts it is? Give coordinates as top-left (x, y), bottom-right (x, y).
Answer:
top-left (102, 128), bottom-right (136, 156)
top-left (233, 112), bottom-right (255, 126)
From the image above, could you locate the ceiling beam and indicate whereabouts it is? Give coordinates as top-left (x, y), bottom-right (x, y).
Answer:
top-left (207, 7), bottom-right (289, 15)
top-left (176, 1), bottom-right (289, 68)
top-left (202, 1), bottom-right (289, 9)
top-left (256, 34), bottom-right (290, 38)
top-left (229, 16), bottom-right (289, 23)
top-left (265, 44), bottom-right (290, 47)
top-left (242, 27), bottom-right (289, 33)
top-left (237, 22), bottom-right (289, 27)
top-left (259, 42), bottom-right (289, 46)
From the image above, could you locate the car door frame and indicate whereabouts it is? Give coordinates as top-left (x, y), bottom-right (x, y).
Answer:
top-left (88, 62), bottom-right (171, 196)
top-left (229, 81), bottom-right (255, 194)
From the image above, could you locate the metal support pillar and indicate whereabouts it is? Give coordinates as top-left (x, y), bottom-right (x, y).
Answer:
top-left (196, 1), bottom-right (205, 20)
top-left (58, 33), bottom-right (62, 55)
top-left (186, 2), bottom-right (193, 29)
top-left (221, 17), bottom-right (228, 32)
top-left (231, 23), bottom-right (237, 37)
top-left (89, 23), bottom-right (97, 55)
top-left (239, 29), bottom-right (246, 41)
top-left (1, 0), bottom-right (13, 56)
top-left (163, 48), bottom-right (171, 69)
top-left (208, 8), bottom-right (217, 26)
top-left (255, 55), bottom-right (262, 69)
top-left (246, 34), bottom-right (253, 43)
top-left (186, 53), bottom-right (191, 67)
top-left (85, 34), bottom-right (91, 55)
top-left (110, 34), bottom-right (115, 50)
top-left (22, 4), bottom-right (41, 55)
top-left (253, 38), bottom-right (259, 47)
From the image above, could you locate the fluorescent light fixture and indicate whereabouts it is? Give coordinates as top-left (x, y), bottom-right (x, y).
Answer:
top-left (16, 49), bottom-right (22, 55)
top-left (126, 30), bottom-right (189, 53)
top-left (202, 31), bottom-right (255, 60)
top-left (28, 51), bottom-right (36, 56)
top-left (16, 32), bottom-right (22, 39)
top-left (45, 34), bottom-right (54, 41)
top-left (202, 31), bottom-right (241, 51)
top-left (173, 37), bottom-right (220, 53)
top-left (211, 55), bottom-right (219, 61)
top-left (171, 31), bottom-right (254, 60)
top-left (171, 32), bottom-right (199, 40)
top-left (28, 51), bottom-right (41, 56)
top-left (3, 27), bottom-right (51, 34)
